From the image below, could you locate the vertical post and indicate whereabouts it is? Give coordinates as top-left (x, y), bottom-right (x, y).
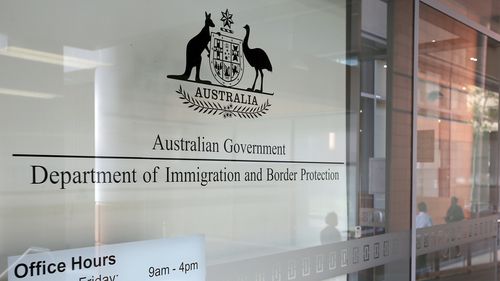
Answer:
top-left (346, 1), bottom-right (362, 279)
top-left (386, 0), bottom-right (415, 279)
top-left (411, 1), bottom-right (419, 281)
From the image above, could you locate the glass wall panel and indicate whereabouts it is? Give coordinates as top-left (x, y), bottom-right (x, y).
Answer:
top-left (346, 0), bottom-right (414, 280)
top-left (0, 1), bottom-right (414, 281)
top-left (417, 3), bottom-right (500, 280)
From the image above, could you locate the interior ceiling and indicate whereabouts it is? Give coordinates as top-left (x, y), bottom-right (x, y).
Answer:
top-left (419, 19), bottom-right (459, 44)
top-left (439, 0), bottom-right (500, 32)
top-left (449, 0), bottom-right (500, 20)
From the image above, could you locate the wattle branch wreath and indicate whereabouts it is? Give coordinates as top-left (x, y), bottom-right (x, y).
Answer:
top-left (176, 85), bottom-right (271, 119)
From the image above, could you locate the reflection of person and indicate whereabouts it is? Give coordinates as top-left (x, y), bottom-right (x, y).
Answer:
top-left (444, 196), bottom-right (464, 258)
top-left (416, 202), bottom-right (432, 228)
top-left (320, 212), bottom-right (341, 244)
top-left (445, 196), bottom-right (464, 223)
top-left (416, 202), bottom-right (432, 276)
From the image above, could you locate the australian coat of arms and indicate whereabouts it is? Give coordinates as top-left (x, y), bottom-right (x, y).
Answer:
top-left (167, 9), bottom-right (273, 119)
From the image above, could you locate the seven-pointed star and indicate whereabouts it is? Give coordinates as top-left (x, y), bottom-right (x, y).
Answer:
top-left (221, 9), bottom-right (234, 29)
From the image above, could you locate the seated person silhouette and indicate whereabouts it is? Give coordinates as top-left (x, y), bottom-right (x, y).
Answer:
top-left (320, 212), bottom-right (341, 244)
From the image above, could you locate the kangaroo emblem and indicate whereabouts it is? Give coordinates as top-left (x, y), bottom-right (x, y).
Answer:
top-left (167, 12), bottom-right (215, 83)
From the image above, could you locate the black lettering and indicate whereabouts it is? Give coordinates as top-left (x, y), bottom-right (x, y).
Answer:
top-left (72, 256), bottom-right (83, 270)
top-left (252, 96), bottom-right (258, 105)
top-left (203, 88), bottom-right (210, 99)
top-left (31, 165), bottom-right (48, 184)
top-left (195, 87), bottom-right (202, 97)
top-left (152, 134), bottom-right (164, 150)
top-left (233, 93), bottom-right (240, 103)
top-left (47, 263), bottom-right (57, 274)
top-left (83, 258), bottom-right (92, 268)
top-left (223, 138), bottom-right (233, 153)
top-left (14, 263), bottom-right (28, 278)
top-left (57, 262), bottom-right (66, 273)
top-left (108, 255), bottom-right (116, 265)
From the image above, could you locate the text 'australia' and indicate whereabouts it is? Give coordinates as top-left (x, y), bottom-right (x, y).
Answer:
top-left (195, 87), bottom-right (257, 105)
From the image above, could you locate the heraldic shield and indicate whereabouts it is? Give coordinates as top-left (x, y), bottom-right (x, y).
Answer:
top-left (209, 32), bottom-right (244, 87)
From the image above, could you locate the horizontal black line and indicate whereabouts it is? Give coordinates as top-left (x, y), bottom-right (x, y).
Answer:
top-left (12, 154), bottom-right (344, 165)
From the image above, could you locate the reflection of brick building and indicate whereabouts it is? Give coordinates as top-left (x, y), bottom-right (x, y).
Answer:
top-left (417, 5), bottom-right (499, 224)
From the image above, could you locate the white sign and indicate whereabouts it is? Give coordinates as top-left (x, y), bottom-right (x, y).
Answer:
top-left (8, 236), bottom-right (205, 281)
